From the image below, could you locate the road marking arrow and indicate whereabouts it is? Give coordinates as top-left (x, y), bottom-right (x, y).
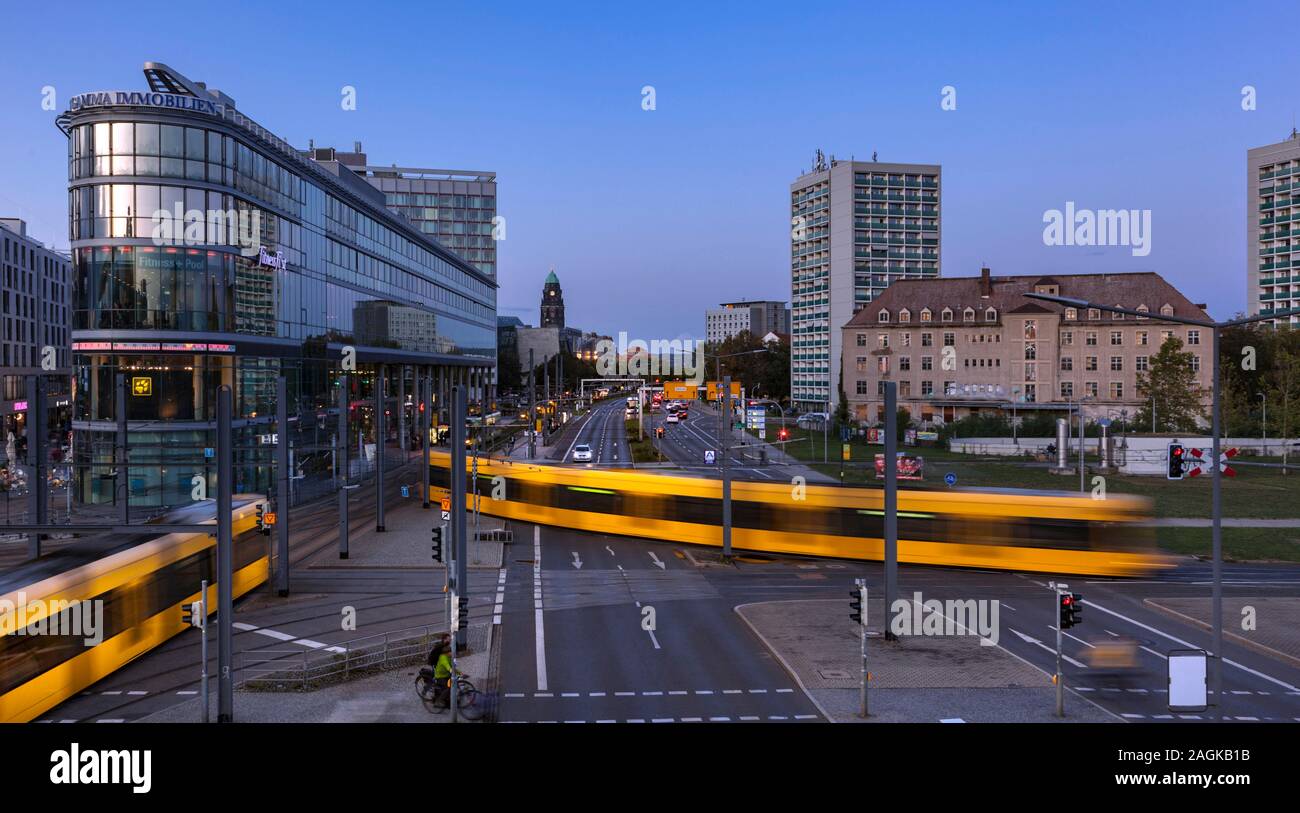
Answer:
top-left (605, 545), bottom-right (615, 556)
top-left (648, 552), bottom-right (666, 570)
top-left (571, 552), bottom-right (583, 570)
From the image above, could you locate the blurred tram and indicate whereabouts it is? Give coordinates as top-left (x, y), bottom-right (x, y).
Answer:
top-left (0, 497), bottom-right (267, 723)
top-left (429, 452), bottom-right (1170, 577)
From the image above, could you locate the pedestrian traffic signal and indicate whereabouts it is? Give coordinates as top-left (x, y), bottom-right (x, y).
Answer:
top-left (181, 600), bottom-right (203, 628)
top-left (255, 503), bottom-right (268, 534)
top-left (431, 526), bottom-right (444, 562)
top-left (1167, 442), bottom-right (1186, 480)
top-left (849, 588), bottom-right (863, 625)
top-left (1059, 592), bottom-right (1083, 629)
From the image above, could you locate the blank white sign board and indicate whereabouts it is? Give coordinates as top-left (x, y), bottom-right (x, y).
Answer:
top-left (1168, 649), bottom-right (1208, 712)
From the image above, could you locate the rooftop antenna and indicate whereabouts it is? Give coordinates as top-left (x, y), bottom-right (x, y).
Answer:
top-left (872, 150), bottom-right (878, 162)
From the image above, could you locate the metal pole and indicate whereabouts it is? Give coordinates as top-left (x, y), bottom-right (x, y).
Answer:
top-left (375, 365), bottom-right (386, 532)
top-left (1053, 581), bottom-right (1064, 717)
top-left (26, 375), bottom-right (46, 559)
top-left (1260, 393), bottom-right (1267, 457)
top-left (858, 578), bottom-right (868, 717)
top-left (884, 381), bottom-right (898, 641)
top-left (1211, 328), bottom-right (1223, 719)
top-left (399, 367), bottom-right (407, 457)
top-left (543, 355), bottom-right (550, 446)
top-left (722, 375), bottom-right (733, 559)
top-left (116, 373), bottom-right (128, 524)
top-left (528, 350), bottom-right (536, 459)
top-left (1078, 403), bottom-right (1085, 493)
top-left (422, 371), bottom-right (431, 508)
top-left (200, 578), bottom-right (209, 724)
top-left (217, 385), bottom-right (233, 723)
top-left (276, 376), bottom-right (289, 596)
top-left (451, 386), bottom-right (469, 653)
top-left (338, 376), bottom-right (350, 559)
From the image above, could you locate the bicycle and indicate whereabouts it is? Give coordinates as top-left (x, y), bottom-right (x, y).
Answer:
top-left (416, 669), bottom-right (484, 720)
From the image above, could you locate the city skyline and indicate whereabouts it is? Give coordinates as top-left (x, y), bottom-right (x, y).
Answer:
top-left (0, 2), bottom-right (1298, 339)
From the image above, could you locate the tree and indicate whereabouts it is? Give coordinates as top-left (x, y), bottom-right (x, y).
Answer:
top-left (1133, 336), bottom-right (1205, 432)
top-left (704, 331), bottom-right (790, 405)
top-left (497, 343), bottom-right (522, 393)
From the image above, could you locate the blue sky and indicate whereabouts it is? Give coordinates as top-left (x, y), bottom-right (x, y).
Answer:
top-left (0, 0), bottom-right (1296, 338)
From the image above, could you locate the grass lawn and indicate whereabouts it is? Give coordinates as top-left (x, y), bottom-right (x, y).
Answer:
top-left (1156, 526), bottom-right (1300, 563)
top-left (756, 425), bottom-right (1300, 520)
top-left (625, 420), bottom-right (660, 465)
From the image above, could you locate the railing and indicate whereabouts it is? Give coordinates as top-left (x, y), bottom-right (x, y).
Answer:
top-left (238, 624), bottom-right (446, 691)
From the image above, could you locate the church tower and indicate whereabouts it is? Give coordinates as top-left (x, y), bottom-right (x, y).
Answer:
top-left (540, 266), bottom-right (565, 328)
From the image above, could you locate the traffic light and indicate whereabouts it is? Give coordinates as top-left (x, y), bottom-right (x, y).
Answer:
top-left (431, 526), bottom-right (444, 562)
top-left (849, 588), bottom-right (863, 624)
top-left (181, 600), bottom-right (202, 628)
top-left (1059, 592), bottom-right (1083, 629)
top-left (1167, 442), bottom-right (1186, 480)
top-left (778, 428), bottom-right (789, 441)
top-left (255, 503), bottom-right (266, 533)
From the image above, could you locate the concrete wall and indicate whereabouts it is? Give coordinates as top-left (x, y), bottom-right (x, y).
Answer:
top-left (950, 435), bottom-right (1299, 475)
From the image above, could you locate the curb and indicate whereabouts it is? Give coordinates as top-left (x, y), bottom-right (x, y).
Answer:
top-left (732, 601), bottom-right (837, 723)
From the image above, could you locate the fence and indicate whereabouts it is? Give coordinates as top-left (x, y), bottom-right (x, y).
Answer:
top-left (237, 622), bottom-right (491, 692)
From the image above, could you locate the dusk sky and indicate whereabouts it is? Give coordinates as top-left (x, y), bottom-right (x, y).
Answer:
top-left (1, 0), bottom-right (1297, 340)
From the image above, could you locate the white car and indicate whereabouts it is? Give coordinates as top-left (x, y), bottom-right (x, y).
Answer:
top-left (573, 444), bottom-right (593, 462)
top-left (665, 412), bottom-right (680, 424)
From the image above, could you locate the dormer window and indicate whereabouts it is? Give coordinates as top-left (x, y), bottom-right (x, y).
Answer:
top-left (1136, 304), bottom-right (1149, 320)
top-left (1160, 303), bottom-right (1174, 317)
top-left (899, 308), bottom-right (911, 323)
top-left (941, 307), bottom-right (953, 322)
top-left (985, 307), bottom-right (997, 322)
top-left (920, 308), bottom-right (932, 322)
top-left (1065, 307), bottom-right (1077, 320)
top-left (963, 307), bottom-right (975, 322)
top-left (1087, 308), bottom-right (1100, 320)
top-left (878, 309), bottom-right (890, 323)
top-left (1114, 305), bottom-right (1124, 320)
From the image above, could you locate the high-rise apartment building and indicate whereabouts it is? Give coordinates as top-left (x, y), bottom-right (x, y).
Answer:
top-left (705, 299), bottom-right (790, 344)
top-left (327, 145), bottom-right (498, 278)
top-left (790, 153), bottom-right (940, 412)
top-left (1248, 131), bottom-right (1300, 326)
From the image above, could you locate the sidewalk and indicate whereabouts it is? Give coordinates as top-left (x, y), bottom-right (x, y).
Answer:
top-left (1144, 596), bottom-right (1300, 669)
top-left (303, 494), bottom-right (504, 570)
top-left (736, 598), bottom-right (1115, 722)
top-left (139, 622), bottom-right (494, 723)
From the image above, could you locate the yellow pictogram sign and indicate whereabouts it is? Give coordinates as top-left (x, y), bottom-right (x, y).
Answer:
top-left (263, 512), bottom-right (277, 526)
top-left (440, 497), bottom-right (451, 512)
top-left (131, 377), bottom-right (153, 396)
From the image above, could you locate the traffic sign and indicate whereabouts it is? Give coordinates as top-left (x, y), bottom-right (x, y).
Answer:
top-left (263, 512), bottom-right (277, 527)
top-left (1098, 418), bottom-right (1111, 428)
top-left (204, 447), bottom-right (214, 458)
top-left (944, 472), bottom-right (957, 486)
top-left (704, 450), bottom-right (716, 465)
top-left (450, 592), bottom-right (460, 632)
top-left (441, 510), bottom-right (451, 521)
top-left (440, 497), bottom-right (451, 511)
top-left (131, 376), bottom-right (152, 396)
top-left (1187, 447), bottom-right (1237, 478)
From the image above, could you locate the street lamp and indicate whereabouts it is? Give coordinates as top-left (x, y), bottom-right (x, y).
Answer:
top-left (1025, 292), bottom-right (1300, 721)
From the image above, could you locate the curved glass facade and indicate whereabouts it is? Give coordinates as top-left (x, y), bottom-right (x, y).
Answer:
top-left (64, 87), bottom-right (496, 508)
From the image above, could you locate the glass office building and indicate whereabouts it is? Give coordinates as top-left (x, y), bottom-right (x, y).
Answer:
top-left (59, 63), bottom-right (497, 508)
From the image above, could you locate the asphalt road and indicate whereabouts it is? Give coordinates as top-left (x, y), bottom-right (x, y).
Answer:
top-left (31, 461), bottom-right (1300, 724)
top-left (558, 398), bottom-right (632, 467)
top-left (645, 401), bottom-right (836, 483)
